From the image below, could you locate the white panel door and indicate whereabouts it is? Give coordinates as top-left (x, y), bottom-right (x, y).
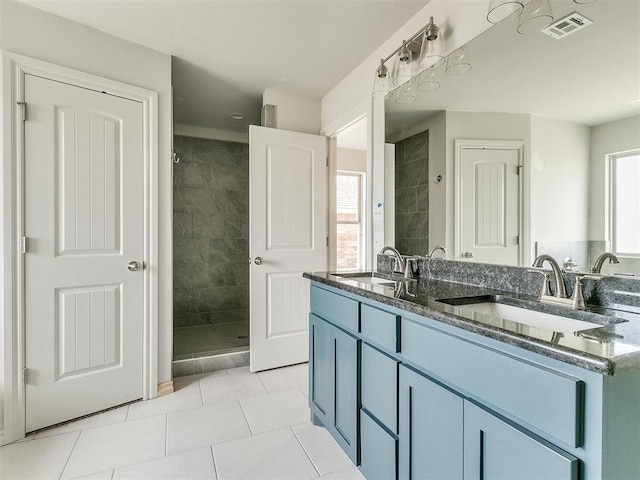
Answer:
top-left (249, 125), bottom-right (327, 372)
top-left (24, 74), bottom-right (144, 431)
top-left (460, 147), bottom-right (521, 265)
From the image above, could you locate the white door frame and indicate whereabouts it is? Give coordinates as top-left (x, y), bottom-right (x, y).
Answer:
top-left (454, 139), bottom-right (528, 264)
top-left (1, 52), bottom-right (159, 443)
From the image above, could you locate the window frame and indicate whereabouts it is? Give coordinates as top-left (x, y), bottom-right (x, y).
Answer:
top-left (336, 171), bottom-right (365, 270)
top-left (609, 149), bottom-right (640, 258)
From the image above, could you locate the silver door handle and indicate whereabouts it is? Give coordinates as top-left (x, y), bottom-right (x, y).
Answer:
top-left (128, 261), bottom-right (141, 271)
top-left (254, 257), bottom-right (263, 265)
top-left (462, 252), bottom-right (474, 259)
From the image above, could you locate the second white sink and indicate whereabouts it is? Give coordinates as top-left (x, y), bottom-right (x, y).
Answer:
top-left (452, 302), bottom-right (604, 333)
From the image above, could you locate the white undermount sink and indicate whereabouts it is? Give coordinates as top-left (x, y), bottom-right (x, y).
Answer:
top-left (451, 301), bottom-right (604, 334)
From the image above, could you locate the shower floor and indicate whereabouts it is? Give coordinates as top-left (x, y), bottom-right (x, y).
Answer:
top-left (173, 321), bottom-right (249, 360)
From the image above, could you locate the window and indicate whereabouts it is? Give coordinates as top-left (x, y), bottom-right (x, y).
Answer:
top-left (336, 172), bottom-right (364, 270)
top-left (611, 151), bottom-right (640, 256)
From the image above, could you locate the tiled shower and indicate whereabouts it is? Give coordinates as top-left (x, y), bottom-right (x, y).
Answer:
top-left (172, 135), bottom-right (249, 364)
top-left (394, 129), bottom-right (429, 255)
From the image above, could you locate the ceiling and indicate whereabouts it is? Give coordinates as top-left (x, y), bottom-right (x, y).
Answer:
top-left (18, 0), bottom-right (429, 132)
top-left (386, 0), bottom-right (640, 135)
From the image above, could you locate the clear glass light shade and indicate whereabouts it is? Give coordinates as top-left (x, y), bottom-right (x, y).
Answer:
top-left (517, 0), bottom-right (553, 34)
top-left (573, 0), bottom-right (596, 3)
top-left (417, 68), bottom-right (440, 92)
top-left (446, 49), bottom-right (472, 76)
top-left (372, 59), bottom-right (391, 99)
top-left (487, 0), bottom-right (524, 24)
top-left (392, 41), bottom-right (414, 86)
top-left (395, 79), bottom-right (417, 104)
top-left (418, 17), bottom-right (445, 69)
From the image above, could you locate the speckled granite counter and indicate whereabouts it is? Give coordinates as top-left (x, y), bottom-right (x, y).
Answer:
top-left (303, 271), bottom-right (640, 375)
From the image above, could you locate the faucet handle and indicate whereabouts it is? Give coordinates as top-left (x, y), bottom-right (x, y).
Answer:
top-left (527, 269), bottom-right (552, 297)
top-left (571, 275), bottom-right (602, 310)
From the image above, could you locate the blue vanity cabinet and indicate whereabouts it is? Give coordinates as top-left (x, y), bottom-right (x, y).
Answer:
top-left (398, 365), bottom-right (463, 479)
top-left (309, 294), bottom-right (359, 463)
top-left (463, 401), bottom-right (579, 480)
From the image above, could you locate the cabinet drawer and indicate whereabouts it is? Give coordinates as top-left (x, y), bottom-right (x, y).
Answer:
top-left (310, 285), bottom-right (359, 332)
top-left (361, 303), bottom-right (400, 352)
top-left (362, 343), bottom-right (398, 433)
top-left (401, 319), bottom-right (584, 448)
top-left (360, 410), bottom-right (397, 480)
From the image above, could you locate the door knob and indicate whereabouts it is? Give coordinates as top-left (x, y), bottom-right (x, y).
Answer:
top-left (254, 257), bottom-right (263, 265)
top-left (462, 252), bottom-right (474, 259)
top-left (127, 261), bottom-right (142, 271)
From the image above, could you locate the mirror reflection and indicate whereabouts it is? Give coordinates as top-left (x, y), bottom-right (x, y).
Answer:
top-left (384, 0), bottom-right (640, 277)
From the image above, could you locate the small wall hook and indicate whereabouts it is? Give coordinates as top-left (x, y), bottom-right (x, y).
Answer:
top-left (433, 174), bottom-right (442, 184)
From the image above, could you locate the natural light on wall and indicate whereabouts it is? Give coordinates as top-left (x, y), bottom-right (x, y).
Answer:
top-left (336, 173), bottom-right (364, 270)
top-left (612, 151), bottom-right (640, 255)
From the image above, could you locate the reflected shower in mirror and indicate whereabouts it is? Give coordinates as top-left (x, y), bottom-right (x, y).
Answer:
top-left (384, 0), bottom-right (640, 277)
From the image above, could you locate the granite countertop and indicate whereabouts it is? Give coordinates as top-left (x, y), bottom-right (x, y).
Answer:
top-left (304, 271), bottom-right (640, 375)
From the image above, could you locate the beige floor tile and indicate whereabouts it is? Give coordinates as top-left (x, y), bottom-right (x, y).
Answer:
top-left (292, 422), bottom-right (352, 476)
top-left (61, 415), bottom-right (166, 479)
top-left (36, 405), bottom-right (129, 439)
top-left (127, 374), bottom-right (203, 420)
top-left (213, 427), bottom-right (318, 480)
top-left (114, 447), bottom-right (216, 479)
top-left (239, 388), bottom-right (310, 435)
top-left (166, 400), bottom-right (251, 455)
top-left (258, 362), bottom-right (309, 393)
top-left (199, 369), bottom-right (267, 405)
top-left (0, 431), bottom-right (79, 480)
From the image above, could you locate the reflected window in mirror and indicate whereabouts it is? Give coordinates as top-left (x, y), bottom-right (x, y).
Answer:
top-left (336, 172), bottom-right (365, 270)
top-left (610, 150), bottom-right (640, 256)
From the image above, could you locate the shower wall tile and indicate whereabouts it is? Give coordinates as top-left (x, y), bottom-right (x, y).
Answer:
top-left (173, 136), bottom-right (250, 346)
top-left (393, 129), bottom-right (429, 255)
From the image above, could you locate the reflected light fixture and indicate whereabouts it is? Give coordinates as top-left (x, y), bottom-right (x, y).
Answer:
top-left (487, 0), bottom-right (524, 24)
top-left (573, 0), bottom-right (597, 3)
top-left (446, 49), bottom-right (472, 76)
top-left (517, 0), bottom-right (554, 34)
top-left (396, 78), bottom-right (417, 104)
top-left (417, 67), bottom-right (440, 92)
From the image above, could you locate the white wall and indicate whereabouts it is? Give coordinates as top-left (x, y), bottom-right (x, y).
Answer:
top-left (337, 148), bottom-right (366, 172)
top-left (0, 0), bottom-right (173, 387)
top-left (263, 88), bottom-right (321, 135)
top-left (530, 115), bottom-right (590, 250)
top-left (589, 114), bottom-right (640, 241)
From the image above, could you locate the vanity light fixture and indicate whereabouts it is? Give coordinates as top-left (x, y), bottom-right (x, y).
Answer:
top-left (446, 48), bottom-right (472, 76)
top-left (573, 0), bottom-right (597, 3)
top-left (372, 59), bottom-right (391, 98)
top-left (371, 16), bottom-right (443, 97)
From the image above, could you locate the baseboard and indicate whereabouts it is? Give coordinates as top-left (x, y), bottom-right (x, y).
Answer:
top-left (157, 380), bottom-right (174, 397)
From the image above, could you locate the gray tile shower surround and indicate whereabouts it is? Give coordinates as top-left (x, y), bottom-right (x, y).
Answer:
top-left (172, 135), bottom-right (249, 368)
top-left (394, 129), bottom-right (430, 255)
top-left (304, 256), bottom-right (640, 374)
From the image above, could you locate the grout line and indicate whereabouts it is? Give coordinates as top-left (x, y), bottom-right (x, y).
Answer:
top-left (57, 430), bottom-right (82, 480)
top-left (210, 445), bottom-right (219, 479)
top-left (291, 426), bottom-right (321, 478)
top-left (256, 371), bottom-right (270, 393)
top-left (236, 398), bottom-right (254, 435)
top-left (198, 376), bottom-right (206, 407)
top-left (164, 414), bottom-right (169, 457)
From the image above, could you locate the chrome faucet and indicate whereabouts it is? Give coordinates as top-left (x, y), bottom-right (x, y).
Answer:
top-left (427, 245), bottom-right (446, 259)
top-left (531, 254), bottom-right (567, 299)
top-left (591, 252), bottom-right (619, 274)
top-left (380, 246), bottom-right (405, 274)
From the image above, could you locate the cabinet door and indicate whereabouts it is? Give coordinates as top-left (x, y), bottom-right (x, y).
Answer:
top-left (331, 326), bottom-right (359, 463)
top-left (463, 401), bottom-right (579, 480)
top-left (309, 314), bottom-right (332, 426)
top-left (399, 365), bottom-right (463, 480)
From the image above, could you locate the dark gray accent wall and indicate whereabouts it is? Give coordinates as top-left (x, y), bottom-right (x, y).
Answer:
top-left (173, 135), bottom-right (249, 329)
top-left (394, 129), bottom-right (429, 256)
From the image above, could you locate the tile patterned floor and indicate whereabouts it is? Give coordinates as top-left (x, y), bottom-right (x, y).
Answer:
top-left (0, 364), bottom-right (364, 480)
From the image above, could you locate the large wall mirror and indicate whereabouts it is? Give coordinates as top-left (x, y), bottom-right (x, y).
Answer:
top-left (384, 0), bottom-right (640, 277)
